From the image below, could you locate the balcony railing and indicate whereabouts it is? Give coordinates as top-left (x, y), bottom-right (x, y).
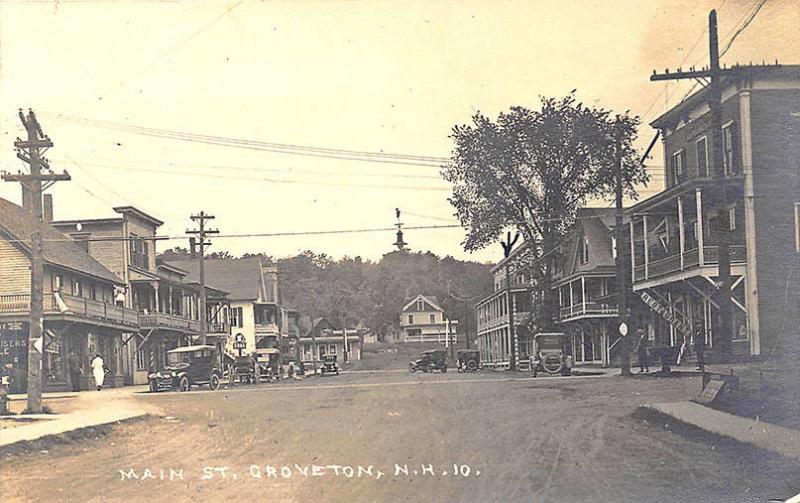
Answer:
top-left (207, 321), bottom-right (230, 334)
top-left (634, 245), bottom-right (746, 282)
top-left (254, 322), bottom-right (279, 335)
top-left (139, 312), bottom-right (201, 332)
top-left (558, 302), bottom-right (618, 321)
top-left (0, 293), bottom-right (139, 327)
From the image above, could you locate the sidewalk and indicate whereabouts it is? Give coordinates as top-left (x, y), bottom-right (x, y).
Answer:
top-left (641, 401), bottom-right (800, 460)
top-left (1, 385), bottom-right (153, 449)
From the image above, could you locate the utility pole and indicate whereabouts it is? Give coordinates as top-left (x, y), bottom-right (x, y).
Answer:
top-left (2, 110), bottom-right (70, 413)
top-left (613, 117), bottom-right (632, 377)
top-left (648, 10), bottom-right (764, 362)
top-left (501, 231), bottom-right (520, 371)
top-left (447, 285), bottom-right (482, 351)
top-left (187, 211), bottom-right (218, 346)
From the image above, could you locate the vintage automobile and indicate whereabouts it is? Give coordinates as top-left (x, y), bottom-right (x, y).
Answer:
top-left (530, 333), bottom-right (572, 377)
top-left (409, 349), bottom-right (448, 373)
top-left (230, 354), bottom-right (258, 384)
top-left (456, 349), bottom-right (480, 372)
top-left (148, 345), bottom-right (222, 392)
top-left (254, 348), bottom-right (280, 381)
top-left (320, 354), bottom-right (339, 376)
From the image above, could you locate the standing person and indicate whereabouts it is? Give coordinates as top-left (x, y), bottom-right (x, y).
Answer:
top-left (91, 354), bottom-right (106, 391)
top-left (67, 352), bottom-right (83, 392)
top-left (634, 329), bottom-right (649, 373)
top-left (694, 323), bottom-right (706, 372)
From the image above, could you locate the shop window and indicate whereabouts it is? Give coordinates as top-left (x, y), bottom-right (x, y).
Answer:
top-left (328, 344), bottom-right (336, 355)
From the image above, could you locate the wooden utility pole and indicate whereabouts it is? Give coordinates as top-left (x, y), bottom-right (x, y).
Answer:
top-left (613, 117), bottom-right (632, 377)
top-left (187, 211), bottom-right (218, 346)
top-left (2, 110), bottom-right (70, 412)
top-left (648, 10), bottom-right (765, 361)
top-left (501, 232), bottom-right (520, 370)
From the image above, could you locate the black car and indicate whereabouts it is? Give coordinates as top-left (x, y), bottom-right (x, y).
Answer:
top-left (410, 349), bottom-right (447, 373)
top-left (530, 333), bottom-right (572, 377)
top-left (320, 354), bottom-right (339, 376)
top-left (148, 345), bottom-right (222, 392)
top-left (456, 349), bottom-right (480, 372)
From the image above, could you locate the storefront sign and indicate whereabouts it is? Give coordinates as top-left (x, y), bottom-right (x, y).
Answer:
top-left (639, 291), bottom-right (691, 338)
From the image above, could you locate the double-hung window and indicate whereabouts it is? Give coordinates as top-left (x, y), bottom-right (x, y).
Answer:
top-left (696, 137), bottom-right (708, 178)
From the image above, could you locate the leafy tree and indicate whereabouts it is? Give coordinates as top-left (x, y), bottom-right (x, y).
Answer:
top-left (442, 93), bottom-right (647, 328)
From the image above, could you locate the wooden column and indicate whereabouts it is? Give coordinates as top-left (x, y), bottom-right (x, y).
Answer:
top-left (678, 196), bottom-right (686, 270)
top-left (643, 215), bottom-right (650, 280)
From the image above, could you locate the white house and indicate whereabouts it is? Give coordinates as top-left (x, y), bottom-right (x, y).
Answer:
top-left (399, 294), bottom-right (457, 343)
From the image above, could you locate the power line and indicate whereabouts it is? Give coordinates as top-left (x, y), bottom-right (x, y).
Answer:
top-left (10, 224), bottom-right (465, 244)
top-left (85, 163), bottom-right (450, 191)
top-left (39, 112), bottom-right (449, 167)
top-left (719, 0), bottom-right (768, 58)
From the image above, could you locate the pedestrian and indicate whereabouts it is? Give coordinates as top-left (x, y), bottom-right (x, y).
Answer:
top-left (635, 329), bottom-right (649, 373)
top-left (694, 324), bottom-right (706, 372)
top-left (91, 353), bottom-right (106, 391)
top-left (67, 352), bottom-right (83, 392)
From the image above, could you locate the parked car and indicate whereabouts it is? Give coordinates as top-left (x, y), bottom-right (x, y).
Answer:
top-left (530, 333), bottom-right (572, 377)
top-left (148, 345), bottom-right (222, 392)
top-left (410, 349), bottom-right (447, 373)
top-left (254, 348), bottom-right (280, 381)
top-left (456, 349), bottom-right (480, 372)
top-left (320, 354), bottom-right (339, 376)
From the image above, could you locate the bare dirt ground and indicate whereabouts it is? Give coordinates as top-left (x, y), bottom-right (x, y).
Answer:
top-left (2, 371), bottom-right (798, 503)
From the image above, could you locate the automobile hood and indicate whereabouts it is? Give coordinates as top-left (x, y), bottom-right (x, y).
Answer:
top-left (156, 363), bottom-right (189, 376)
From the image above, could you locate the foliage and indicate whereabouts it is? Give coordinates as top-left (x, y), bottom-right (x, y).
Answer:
top-left (442, 93), bottom-right (647, 327)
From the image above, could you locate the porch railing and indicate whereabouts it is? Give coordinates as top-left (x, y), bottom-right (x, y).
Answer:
top-left (254, 322), bottom-right (279, 335)
top-left (0, 293), bottom-right (139, 327)
top-left (634, 244), bottom-right (746, 283)
top-left (558, 302), bottom-right (617, 321)
top-left (138, 312), bottom-right (201, 332)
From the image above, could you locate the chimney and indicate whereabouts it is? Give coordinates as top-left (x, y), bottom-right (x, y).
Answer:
top-left (21, 185), bottom-right (33, 212)
top-left (43, 194), bottom-right (53, 223)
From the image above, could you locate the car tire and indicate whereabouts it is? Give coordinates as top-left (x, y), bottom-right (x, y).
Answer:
top-left (209, 373), bottom-right (220, 391)
top-left (442, 367), bottom-right (447, 373)
top-left (466, 360), bottom-right (479, 372)
top-left (179, 376), bottom-right (190, 392)
top-left (148, 380), bottom-right (158, 393)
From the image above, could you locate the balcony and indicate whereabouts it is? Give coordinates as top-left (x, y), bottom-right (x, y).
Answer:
top-left (558, 302), bottom-right (618, 322)
top-left (207, 321), bottom-right (230, 335)
top-left (634, 245), bottom-right (746, 283)
top-left (254, 322), bottom-right (279, 336)
top-left (139, 312), bottom-right (201, 333)
top-left (0, 293), bottom-right (139, 328)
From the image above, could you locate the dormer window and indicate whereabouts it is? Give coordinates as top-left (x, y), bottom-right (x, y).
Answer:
top-left (416, 300), bottom-right (424, 311)
top-left (580, 236), bottom-right (589, 264)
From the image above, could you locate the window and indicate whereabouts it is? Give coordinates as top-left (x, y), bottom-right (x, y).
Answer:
top-left (53, 275), bottom-right (64, 292)
top-left (328, 344), bottom-right (336, 355)
top-left (416, 300), bottom-right (424, 311)
top-left (795, 203), bottom-right (800, 253)
top-left (90, 284), bottom-right (97, 301)
top-left (580, 236), bottom-right (589, 264)
top-left (129, 234), bottom-right (150, 270)
top-left (429, 314), bottom-right (435, 323)
top-left (671, 149), bottom-right (686, 184)
top-left (728, 207), bottom-right (736, 231)
top-left (136, 345), bottom-right (147, 371)
top-left (696, 137), bottom-right (708, 178)
top-left (72, 279), bottom-right (82, 297)
top-left (722, 123), bottom-right (736, 175)
top-left (407, 314), bottom-right (414, 324)
top-left (230, 307), bottom-right (243, 328)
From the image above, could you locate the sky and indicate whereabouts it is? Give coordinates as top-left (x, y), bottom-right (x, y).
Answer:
top-left (0, 0), bottom-right (798, 264)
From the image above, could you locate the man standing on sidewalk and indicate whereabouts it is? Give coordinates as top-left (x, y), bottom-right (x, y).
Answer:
top-left (694, 323), bottom-right (706, 372)
top-left (68, 352), bottom-right (83, 392)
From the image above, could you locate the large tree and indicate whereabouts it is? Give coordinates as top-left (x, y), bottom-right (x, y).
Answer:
top-left (442, 93), bottom-right (647, 328)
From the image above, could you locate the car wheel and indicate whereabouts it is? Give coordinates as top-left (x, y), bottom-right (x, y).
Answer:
top-left (209, 374), bottom-right (220, 391)
top-left (148, 380), bottom-right (158, 393)
top-left (178, 376), bottom-right (190, 392)
top-left (543, 355), bottom-right (563, 374)
top-left (442, 367), bottom-right (447, 373)
top-left (466, 360), bottom-right (478, 372)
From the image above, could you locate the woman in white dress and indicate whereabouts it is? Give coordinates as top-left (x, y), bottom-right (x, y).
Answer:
top-left (91, 354), bottom-right (106, 391)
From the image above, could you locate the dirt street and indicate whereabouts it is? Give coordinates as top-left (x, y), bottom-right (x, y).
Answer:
top-left (2, 371), bottom-right (798, 502)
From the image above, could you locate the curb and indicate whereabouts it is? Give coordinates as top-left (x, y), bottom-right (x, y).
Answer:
top-left (0, 413), bottom-right (150, 454)
top-left (635, 403), bottom-right (800, 462)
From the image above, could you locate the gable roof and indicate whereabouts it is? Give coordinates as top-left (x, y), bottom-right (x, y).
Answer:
top-left (0, 197), bottom-right (123, 285)
top-left (561, 207), bottom-right (622, 277)
top-left (402, 294), bottom-right (443, 313)
top-left (163, 257), bottom-right (262, 301)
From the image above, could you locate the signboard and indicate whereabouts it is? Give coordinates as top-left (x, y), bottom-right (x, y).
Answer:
top-left (0, 321), bottom-right (29, 393)
top-left (639, 291), bottom-right (691, 338)
top-left (618, 321), bottom-right (628, 336)
top-left (233, 333), bottom-right (246, 356)
top-left (695, 378), bottom-right (726, 405)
